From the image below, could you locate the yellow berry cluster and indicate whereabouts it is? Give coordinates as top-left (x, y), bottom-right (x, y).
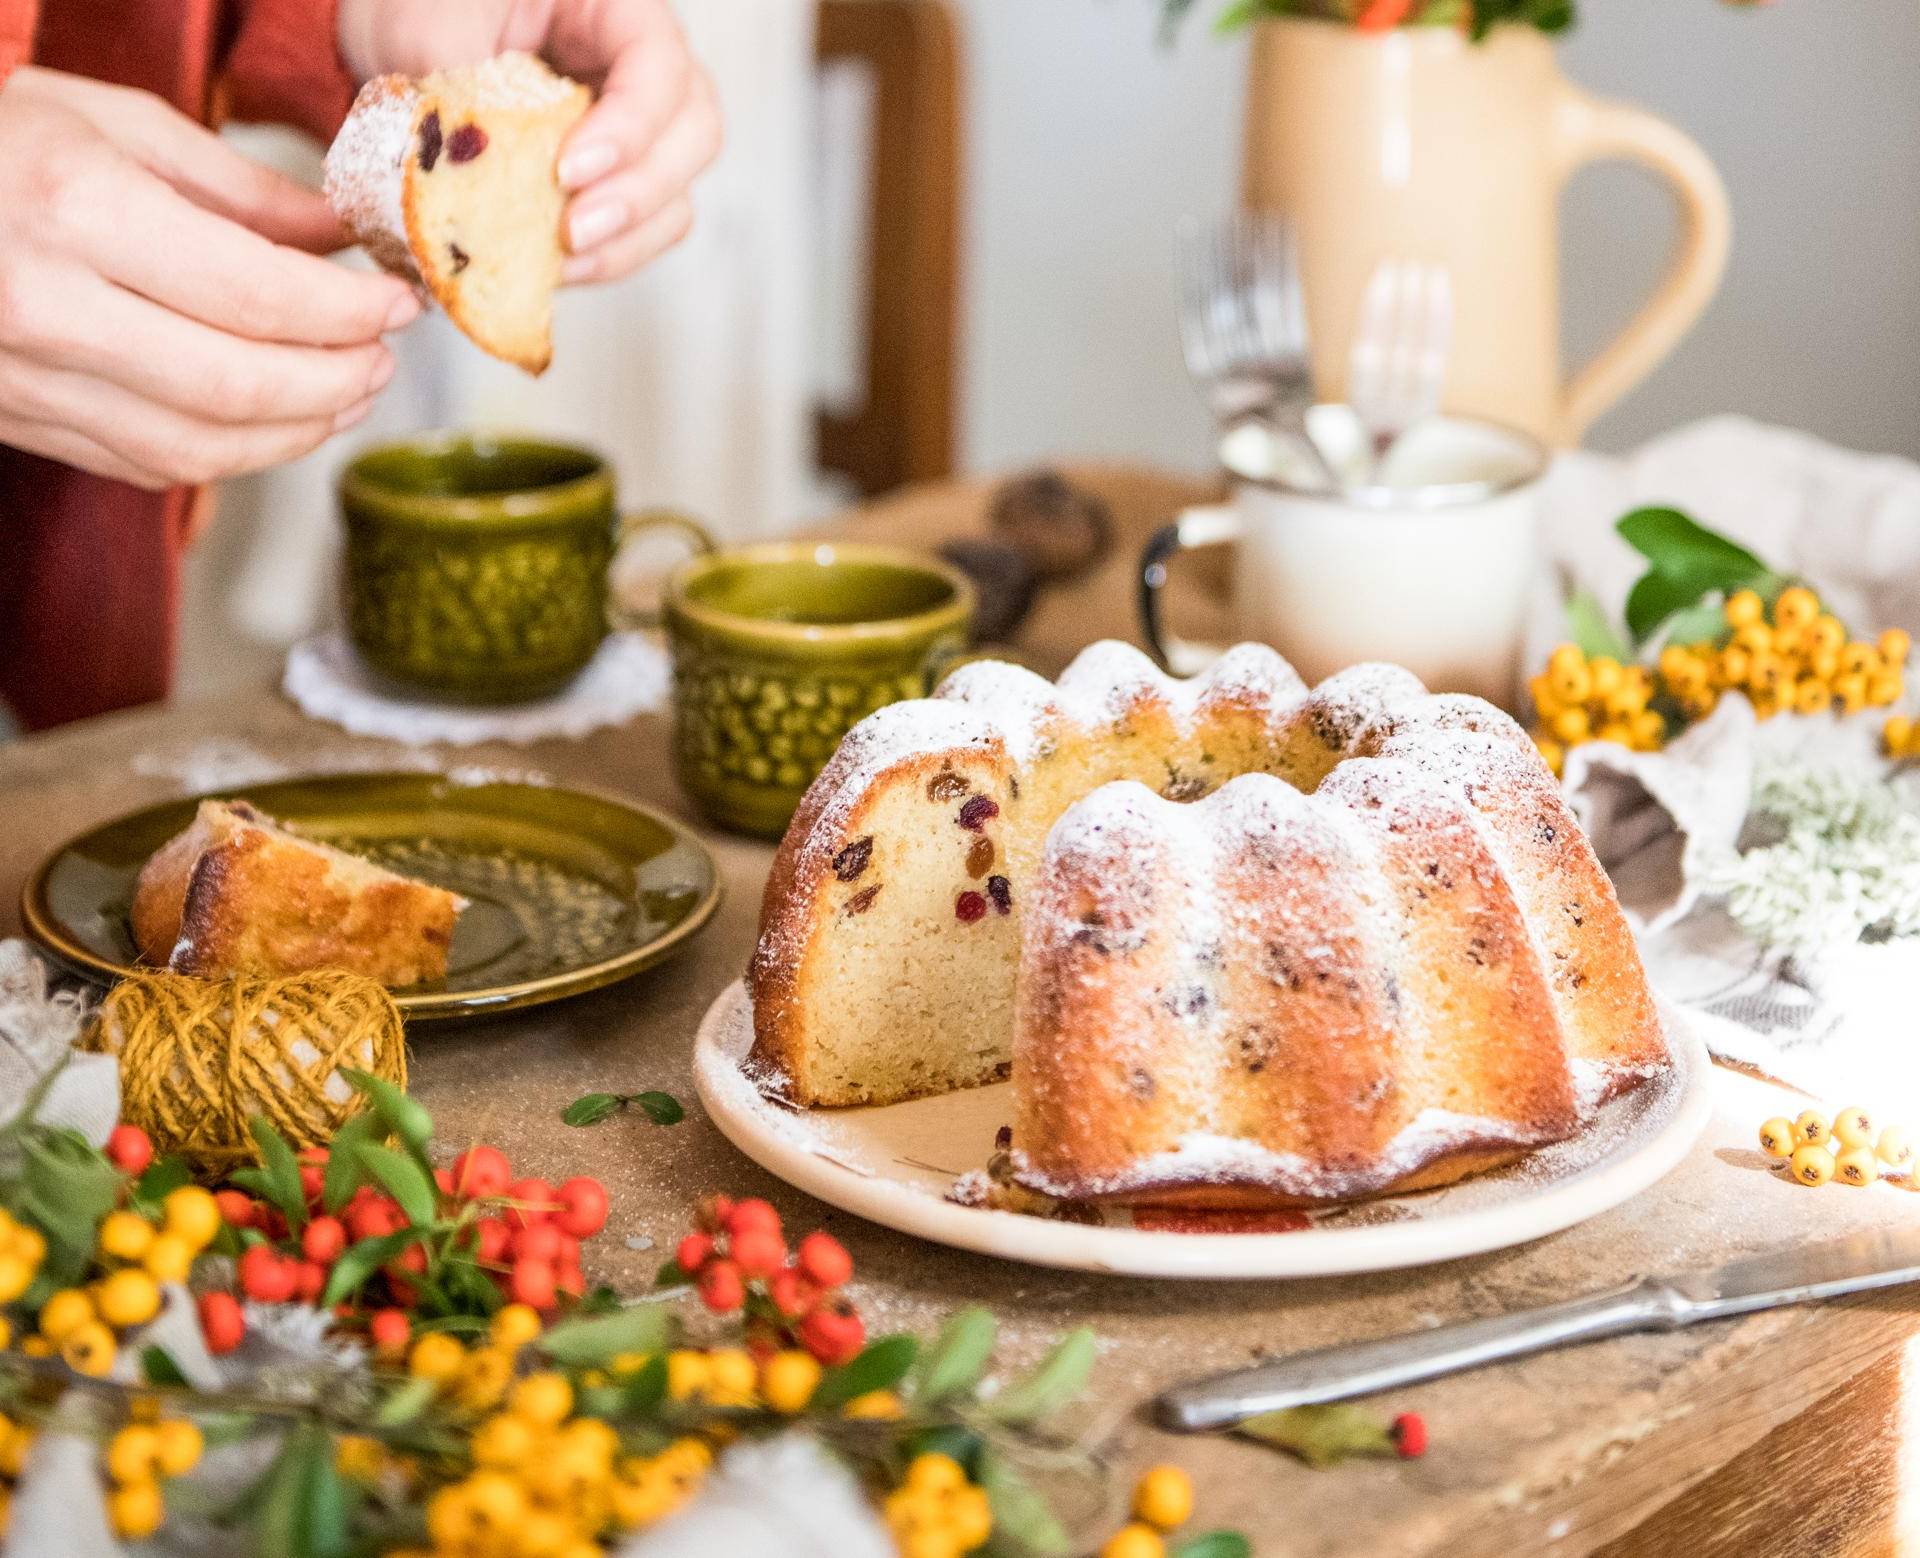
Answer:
top-left (884, 1452), bottom-right (994, 1558)
top-left (1882, 715), bottom-right (1920, 759)
top-left (392, 1303), bottom-right (546, 1417)
top-left (1529, 646), bottom-right (1663, 775)
top-left (383, 1369), bottom-right (712, 1558)
top-left (0, 1407), bottom-right (34, 1539)
top-left (20, 1189), bottom-right (222, 1378)
top-left (1099, 1465), bottom-right (1197, 1558)
top-left (1659, 587), bottom-right (1906, 725)
top-left (101, 1415), bottom-right (205, 1539)
top-left (1758, 1105), bottom-right (1915, 1189)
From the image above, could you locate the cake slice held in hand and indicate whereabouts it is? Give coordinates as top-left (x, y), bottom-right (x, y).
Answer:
top-left (325, 52), bottom-right (591, 374)
top-left (132, 800), bottom-right (465, 988)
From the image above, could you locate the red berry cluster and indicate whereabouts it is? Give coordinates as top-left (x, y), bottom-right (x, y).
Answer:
top-left (193, 1139), bottom-right (610, 1360)
top-left (672, 1197), bottom-right (864, 1366)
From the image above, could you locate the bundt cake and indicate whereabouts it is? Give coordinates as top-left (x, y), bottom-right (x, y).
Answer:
top-left (747, 641), bottom-right (1667, 1208)
top-left (325, 53), bottom-right (591, 374)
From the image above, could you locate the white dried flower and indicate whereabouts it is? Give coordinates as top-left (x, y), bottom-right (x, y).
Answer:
top-left (1703, 764), bottom-right (1920, 955)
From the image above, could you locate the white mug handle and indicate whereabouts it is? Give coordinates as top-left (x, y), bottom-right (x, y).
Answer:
top-left (1138, 503), bottom-right (1245, 676)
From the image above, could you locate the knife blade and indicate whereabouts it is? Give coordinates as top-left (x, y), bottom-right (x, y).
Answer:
top-left (1155, 1225), bottom-right (1920, 1433)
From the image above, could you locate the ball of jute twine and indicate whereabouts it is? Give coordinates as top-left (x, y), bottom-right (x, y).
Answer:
top-left (85, 971), bottom-right (407, 1170)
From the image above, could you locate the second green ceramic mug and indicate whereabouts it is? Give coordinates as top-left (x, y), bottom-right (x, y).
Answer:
top-left (340, 434), bottom-right (712, 703)
top-left (663, 543), bottom-right (976, 837)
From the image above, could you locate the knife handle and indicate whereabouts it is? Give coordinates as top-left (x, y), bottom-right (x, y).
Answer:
top-left (1155, 1279), bottom-right (1685, 1432)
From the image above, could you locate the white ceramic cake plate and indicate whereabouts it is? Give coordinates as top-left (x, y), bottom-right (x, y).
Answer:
top-left (693, 981), bottom-right (1713, 1280)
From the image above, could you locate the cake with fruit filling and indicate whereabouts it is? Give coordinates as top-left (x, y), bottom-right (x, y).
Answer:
top-left (325, 52), bottom-right (590, 374)
top-left (747, 641), bottom-right (1667, 1208)
top-left (132, 799), bottom-right (465, 988)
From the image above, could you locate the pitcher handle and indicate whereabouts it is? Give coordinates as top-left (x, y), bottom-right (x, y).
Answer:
top-left (1552, 85), bottom-right (1731, 444)
top-left (608, 510), bottom-right (716, 631)
top-left (1138, 504), bottom-right (1244, 676)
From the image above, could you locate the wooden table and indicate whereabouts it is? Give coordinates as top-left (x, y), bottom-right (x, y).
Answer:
top-left (6, 467), bottom-right (1919, 1557)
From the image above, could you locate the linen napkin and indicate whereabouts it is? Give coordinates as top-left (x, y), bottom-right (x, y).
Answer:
top-left (1540, 418), bottom-right (1920, 1104)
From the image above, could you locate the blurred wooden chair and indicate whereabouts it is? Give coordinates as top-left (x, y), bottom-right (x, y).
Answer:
top-left (816, 0), bottom-right (962, 499)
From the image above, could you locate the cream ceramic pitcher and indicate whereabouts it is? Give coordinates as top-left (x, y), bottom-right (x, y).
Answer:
top-left (1242, 18), bottom-right (1731, 446)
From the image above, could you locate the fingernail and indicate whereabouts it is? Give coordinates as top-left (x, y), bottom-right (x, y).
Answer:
top-left (384, 292), bottom-right (422, 332)
top-left (569, 200), bottom-right (630, 254)
top-left (333, 398), bottom-right (374, 433)
top-left (559, 141), bottom-right (617, 189)
top-left (368, 352), bottom-right (396, 394)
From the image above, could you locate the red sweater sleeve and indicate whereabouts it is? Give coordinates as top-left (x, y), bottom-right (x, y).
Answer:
top-left (0, 0), bottom-right (37, 86)
top-left (218, 0), bottom-right (356, 142)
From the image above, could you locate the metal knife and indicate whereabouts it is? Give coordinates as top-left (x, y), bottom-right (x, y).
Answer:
top-left (1156, 1225), bottom-right (1920, 1432)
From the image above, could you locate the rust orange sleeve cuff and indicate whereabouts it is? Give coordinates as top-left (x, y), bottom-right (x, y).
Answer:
top-left (218, 0), bottom-right (356, 143)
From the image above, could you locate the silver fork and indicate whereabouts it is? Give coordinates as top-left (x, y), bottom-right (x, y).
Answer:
top-left (1347, 258), bottom-right (1454, 484)
top-left (1176, 212), bottom-right (1341, 492)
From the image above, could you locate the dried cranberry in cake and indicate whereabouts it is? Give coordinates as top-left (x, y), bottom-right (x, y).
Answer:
top-left (845, 885), bottom-right (882, 915)
top-left (986, 875), bottom-right (1012, 915)
top-left (324, 53), bottom-right (591, 375)
top-left (955, 891), bottom-right (988, 923)
top-left (957, 795), bottom-right (999, 831)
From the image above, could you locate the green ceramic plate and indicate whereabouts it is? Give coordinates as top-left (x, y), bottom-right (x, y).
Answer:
top-left (20, 773), bottom-right (721, 1021)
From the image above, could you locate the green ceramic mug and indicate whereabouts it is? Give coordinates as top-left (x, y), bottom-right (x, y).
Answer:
top-left (663, 542), bottom-right (976, 837)
top-left (340, 434), bottom-right (712, 703)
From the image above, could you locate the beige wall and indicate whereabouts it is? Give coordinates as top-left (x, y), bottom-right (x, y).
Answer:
top-left (953, 0), bottom-right (1920, 473)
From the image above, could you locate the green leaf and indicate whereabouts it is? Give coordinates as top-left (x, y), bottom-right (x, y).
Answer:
top-left (913, 1306), bottom-right (997, 1406)
top-left (322, 1112), bottom-right (379, 1214)
top-left (562, 1093), bottom-right (624, 1127)
top-left (1616, 506), bottom-right (1777, 644)
top-left (238, 1117), bottom-right (307, 1229)
top-left (1235, 1403), bottom-right (1397, 1467)
top-left (634, 1091), bottom-right (685, 1126)
top-left (1659, 601), bottom-right (1734, 650)
top-left (343, 1070), bottom-right (434, 1159)
top-left (1563, 589), bottom-right (1630, 664)
top-left (354, 1141), bottom-right (436, 1230)
top-left (1617, 506), bottom-right (1767, 579)
top-left (141, 1346), bottom-right (188, 1387)
top-left (976, 1452), bottom-right (1070, 1557)
top-left (373, 1375), bottom-right (439, 1428)
top-left (985, 1328), bottom-right (1096, 1424)
top-left (21, 1129), bottom-right (121, 1281)
top-left (320, 1228), bottom-right (426, 1309)
top-left (1172, 1535), bottom-right (1253, 1558)
top-left (653, 1258), bottom-right (690, 1289)
top-left (539, 1303), bottom-right (674, 1367)
top-left (812, 1334), bottom-right (919, 1412)
top-left (619, 1352), bottom-right (671, 1412)
top-left (254, 1425), bottom-right (354, 1558)
top-left (129, 1156), bottom-right (193, 1215)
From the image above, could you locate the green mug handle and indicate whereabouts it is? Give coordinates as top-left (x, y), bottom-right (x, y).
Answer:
top-left (608, 510), bottom-right (717, 631)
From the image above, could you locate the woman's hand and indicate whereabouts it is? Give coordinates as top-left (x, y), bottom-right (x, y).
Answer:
top-left (0, 68), bottom-right (419, 489)
top-left (338, 0), bottom-right (723, 285)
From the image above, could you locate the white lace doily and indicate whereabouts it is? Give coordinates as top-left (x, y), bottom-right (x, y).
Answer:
top-left (283, 631), bottom-right (670, 746)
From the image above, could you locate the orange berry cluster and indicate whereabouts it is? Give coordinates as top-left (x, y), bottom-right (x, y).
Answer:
top-left (1658, 586), bottom-right (1905, 725)
top-left (1758, 1105), bottom-right (1915, 1189)
top-left (1529, 646), bottom-right (1663, 775)
top-left (1529, 586), bottom-right (1913, 778)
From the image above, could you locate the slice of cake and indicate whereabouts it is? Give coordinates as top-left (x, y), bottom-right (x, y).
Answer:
top-left (131, 800), bottom-right (465, 988)
top-left (325, 52), bottom-right (591, 374)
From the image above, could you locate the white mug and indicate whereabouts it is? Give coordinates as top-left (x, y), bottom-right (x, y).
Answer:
top-left (1139, 414), bottom-right (1548, 712)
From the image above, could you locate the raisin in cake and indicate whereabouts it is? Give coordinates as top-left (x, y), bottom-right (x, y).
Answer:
top-left (325, 52), bottom-right (590, 374)
top-left (747, 641), bottom-right (1668, 1209)
top-left (132, 800), bottom-right (464, 988)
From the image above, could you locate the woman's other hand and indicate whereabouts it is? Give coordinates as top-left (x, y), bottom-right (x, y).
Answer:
top-left (0, 68), bottom-right (419, 489)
